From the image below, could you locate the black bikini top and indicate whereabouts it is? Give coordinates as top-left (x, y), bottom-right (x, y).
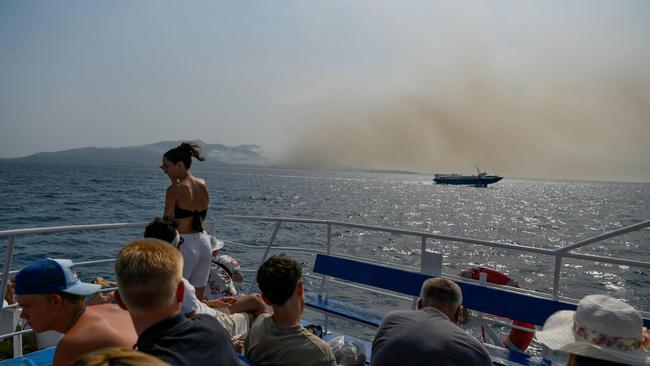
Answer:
top-left (174, 207), bottom-right (208, 232)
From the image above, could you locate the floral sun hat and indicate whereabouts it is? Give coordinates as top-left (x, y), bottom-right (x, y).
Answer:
top-left (209, 235), bottom-right (225, 251)
top-left (535, 294), bottom-right (650, 366)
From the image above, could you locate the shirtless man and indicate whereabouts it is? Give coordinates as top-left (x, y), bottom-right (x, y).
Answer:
top-left (15, 258), bottom-right (136, 366)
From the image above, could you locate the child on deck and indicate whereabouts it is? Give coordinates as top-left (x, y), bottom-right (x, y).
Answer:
top-left (205, 236), bottom-right (244, 300)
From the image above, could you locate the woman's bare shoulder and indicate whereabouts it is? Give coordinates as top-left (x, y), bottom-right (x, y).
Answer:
top-left (168, 181), bottom-right (192, 194)
top-left (191, 177), bottom-right (208, 194)
top-left (193, 176), bottom-right (207, 187)
top-left (166, 181), bottom-right (182, 192)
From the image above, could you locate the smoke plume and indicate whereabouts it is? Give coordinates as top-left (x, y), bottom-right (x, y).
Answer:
top-left (278, 56), bottom-right (650, 182)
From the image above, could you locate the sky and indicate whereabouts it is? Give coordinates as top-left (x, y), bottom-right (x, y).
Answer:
top-left (1, 1), bottom-right (649, 182)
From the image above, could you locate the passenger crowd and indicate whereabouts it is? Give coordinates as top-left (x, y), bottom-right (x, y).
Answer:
top-left (8, 142), bottom-right (650, 366)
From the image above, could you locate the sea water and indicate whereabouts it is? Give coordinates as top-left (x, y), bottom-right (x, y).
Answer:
top-left (0, 161), bottom-right (648, 343)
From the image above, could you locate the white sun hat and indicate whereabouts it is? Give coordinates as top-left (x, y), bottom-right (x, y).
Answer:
top-left (535, 294), bottom-right (650, 366)
top-left (210, 235), bottom-right (224, 251)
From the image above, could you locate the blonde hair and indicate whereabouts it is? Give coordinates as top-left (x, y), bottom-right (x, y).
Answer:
top-left (115, 239), bottom-right (182, 311)
top-left (71, 347), bottom-right (170, 366)
top-left (419, 278), bottom-right (462, 309)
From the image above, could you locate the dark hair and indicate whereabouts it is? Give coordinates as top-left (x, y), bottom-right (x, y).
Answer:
top-left (144, 217), bottom-right (177, 244)
top-left (571, 355), bottom-right (627, 366)
top-left (162, 142), bottom-right (205, 169)
top-left (256, 255), bottom-right (302, 306)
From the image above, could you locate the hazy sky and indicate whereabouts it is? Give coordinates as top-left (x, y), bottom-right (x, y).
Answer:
top-left (1, 1), bottom-right (649, 182)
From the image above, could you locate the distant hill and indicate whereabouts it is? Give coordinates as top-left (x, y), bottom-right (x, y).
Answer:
top-left (6, 140), bottom-right (269, 167)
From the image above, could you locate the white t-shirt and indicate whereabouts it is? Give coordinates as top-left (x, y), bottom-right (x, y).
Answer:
top-left (181, 279), bottom-right (250, 339)
top-left (182, 278), bottom-right (217, 316)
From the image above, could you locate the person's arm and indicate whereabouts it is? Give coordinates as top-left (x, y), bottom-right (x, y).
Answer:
top-left (163, 185), bottom-right (178, 219)
top-left (52, 336), bottom-right (102, 366)
top-left (204, 298), bottom-right (232, 309)
top-left (218, 294), bottom-right (269, 317)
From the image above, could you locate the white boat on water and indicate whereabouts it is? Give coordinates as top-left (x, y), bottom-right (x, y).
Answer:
top-left (433, 166), bottom-right (503, 187)
top-left (1, 216), bottom-right (649, 366)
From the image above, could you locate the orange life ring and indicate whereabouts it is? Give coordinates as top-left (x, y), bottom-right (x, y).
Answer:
top-left (460, 267), bottom-right (535, 352)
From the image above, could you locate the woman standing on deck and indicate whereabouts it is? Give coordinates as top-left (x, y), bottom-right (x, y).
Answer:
top-left (160, 142), bottom-right (211, 300)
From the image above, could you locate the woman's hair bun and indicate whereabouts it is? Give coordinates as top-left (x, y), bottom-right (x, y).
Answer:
top-left (179, 142), bottom-right (205, 161)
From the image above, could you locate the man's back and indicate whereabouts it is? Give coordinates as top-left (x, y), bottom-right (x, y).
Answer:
top-left (136, 313), bottom-right (238, 366)
top-left (54, 304), bottom-right (137, 366)
top-left (371, 308), bottom-right (491, 366)
top-left (246, 314), bottom-right (336, 366)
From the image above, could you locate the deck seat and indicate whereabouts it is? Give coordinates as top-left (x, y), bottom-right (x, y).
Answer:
top-left (304, 254), bottom-right (650, 366)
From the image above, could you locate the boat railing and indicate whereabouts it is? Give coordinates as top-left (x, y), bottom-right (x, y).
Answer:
top-left (0, 217), bottom-right (648, 357)
top-left (215, 215), bottom-right (650, 345)
top-left (213, 215), bottom-right (650, 299)
top-left (0, 223), bottom-right (147, 356)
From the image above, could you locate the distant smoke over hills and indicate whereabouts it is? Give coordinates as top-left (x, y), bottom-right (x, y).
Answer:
top-left (277, 53), bottom-right (650, 183)
top-left (5, 140), bottom-right (269, 167)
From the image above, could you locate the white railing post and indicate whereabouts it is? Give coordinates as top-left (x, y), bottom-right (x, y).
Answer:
top-left (552, 255), bottom-right (563, 300)
top-left (412, 236), bottom-right (427, 309)
top-left (11, 310), bottom-right (22, 357)
top-left (326, 223), bottom-right (332, 255)
top-left (1, 236), bottom-right (16, 313)
top-left (319, 224), bottom-right (332, 296)
top-left (321, 223), bottom-right (332, 335)
top-left (247, 221), bottom-right (282, 294)
top-left (1, 236), bottom-right (21, 357)
top-left (419, 236), bottom-right (427, 272)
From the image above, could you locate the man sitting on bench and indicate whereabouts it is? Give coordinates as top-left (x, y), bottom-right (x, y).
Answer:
top-left (115, 239), bottom-right (239, 365)
top-left (15, 258), bottom-right (137, 366)
top-left (371, 277), bottom-right (491, 366)
top-left (245, 255), bottom-right (336, 366)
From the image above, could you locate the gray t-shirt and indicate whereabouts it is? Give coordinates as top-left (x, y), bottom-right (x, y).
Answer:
top-left (245, 314), bottom-right (336, 366)
top-left (371, 307), bottom-right (492, 366)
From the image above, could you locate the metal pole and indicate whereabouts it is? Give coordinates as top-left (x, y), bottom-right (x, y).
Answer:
top-left (1, 236), bottom-right (16, 313)
top-left (322, 224), bottom-right (332, 335)
top-left (552, 255), bottom-right (563, 300)
top-left (326, 223), bottom-right (332, 255)
top-left (248, 221), bottom-right (282, 294)
top-left (319, 224), bottom-right (332, 296)
top-left (420, 236), bottom-right (426, 272)
top-left (413, 236), bottom-right (427, 309)
top-left (554, 220), bottom-right (650, 253)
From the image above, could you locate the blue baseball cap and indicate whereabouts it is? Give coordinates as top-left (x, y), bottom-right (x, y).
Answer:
top-left (15, 258), bottom-right (100, 296)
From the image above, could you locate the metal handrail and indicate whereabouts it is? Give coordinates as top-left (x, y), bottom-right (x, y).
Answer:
top-left (216, 215), bottom-right (650, 299)
top-left (3, 217), bottom-right (648, 304)
top-left (0, 223), bottom-right (147, 315)
top-left (1, 216), bottom-right (648, 357)
top-left (0, 222), bottom-right (149, 238)
top-left (0, 222), bottom-right (149, 357)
